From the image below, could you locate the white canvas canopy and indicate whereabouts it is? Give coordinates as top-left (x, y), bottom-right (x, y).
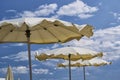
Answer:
top-left (58, 58), bottom-right (111, 80)
top-left (35, 47), bottom-right (103, 61)
top-left (58, 58), bottom-right (111, 67)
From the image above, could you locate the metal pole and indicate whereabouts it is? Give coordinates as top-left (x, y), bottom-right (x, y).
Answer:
top-left (83, 66), bottom-right (86, 80)
top-left (26, 29), bottom-right (32, 80)
top-left (68, 54), bottom-right (71, 80)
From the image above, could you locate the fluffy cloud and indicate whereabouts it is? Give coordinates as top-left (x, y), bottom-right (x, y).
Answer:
top-left (13, 66), bottom-right (49, 74)
top-left (16, 0), bottom-right (98, 19)
top-left (51, 43), bottom-right (60, 49)
top-left (1, 51), bottom-right (28, 61)
top-left (78, 14), bottom-right (93, 19)
top-left (0, 66), bottom-right (49, 75)
top-left (1, 51), bottom-right (34, 61)
top-left (13, 66), bottom-right (28, 74)
top-left (41, 59), bottom-right (60, 67)
top-left (10, 43), bottom-right (25, 46)
top-left (33, 68), bottom-right (49, 74)
top-left (1, 48), bottom-right (50, 62)
top-left (0, 67), bottom-right (7, 74)
top-left (57, 0), bottom-right (98, 19)
top-left (19, 3), bottom-right (57, 17)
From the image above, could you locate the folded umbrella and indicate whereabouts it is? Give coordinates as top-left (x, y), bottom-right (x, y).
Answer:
top-left (6, 65), bottom-right (14, 80)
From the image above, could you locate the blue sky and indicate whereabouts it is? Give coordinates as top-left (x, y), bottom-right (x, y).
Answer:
top-left (0, 0), bottom-right (120, 80)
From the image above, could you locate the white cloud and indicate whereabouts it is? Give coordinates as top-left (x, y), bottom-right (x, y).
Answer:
top-left (6, 10), bottom-right (17, 13)
top-left (0, 66), bottom-right (28, 74)
top-left (36, 48), bottom-right (50, 54)
top-left (51, 43), bottom-right (59, 49)
top-left (10, 43), bottom-right (25, 46)
top-left (13, 66), bottom-right (49, 74)
top-left (17, 0), bottom-right (98, 19)
top-left (33, 68), bottom-right (49, 74)
top-left (0, 67), bottom-right (7, 73)
top-left (1, 51), bottom-right (28, 61)
top-left (0, 78), bottom-right (5, 80)
top-left (19, 3), bottom-right (57, 17)
top-left (19, 11), bottom-right (36, 17)
top-left (1, 48), bottom-right (50, 62)
top-left (1, 56), bottom-right (9, 59)
top-left (0, 66), bottom-right (49, 75)
top-left (41, 59), bottom-right (60, 67)
top-left (57, 0), bottom-right (98, 19)
top-left (78, 14), bottom-right (93, 19)
top-left (12, 66), bottom-right (28, 74)
top-left (36, 4), bottom-right (57, 16)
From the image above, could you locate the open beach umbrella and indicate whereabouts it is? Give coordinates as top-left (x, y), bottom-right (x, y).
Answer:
top-left (35, 47), bottom-right (103, 61)
top-left (0, 18), bottom-right (94, 80)
top-left (58, 58), bottom-right (111, 80)
top-left (35, 47), bottom-right (103, 80)
top-left (6, 65), bottom-right (14, 80)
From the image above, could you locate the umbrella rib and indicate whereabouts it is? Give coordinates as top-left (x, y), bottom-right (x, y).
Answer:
top-left (43, 26), bottom-right (81, 43)
top-left (41, 27), bottom-right (62, 42)
top-left (54, 24), bottom-right (80, 34)
top-left (28, 21), bottom-right (80, 34)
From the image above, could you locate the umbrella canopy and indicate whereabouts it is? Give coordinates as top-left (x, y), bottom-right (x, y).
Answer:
top-left (0, 18), bottom-right (94, 80)
top-left (6, 65), bottom-right (14, 80)
top-left (0, 18), bottom-right (93, 43)
top-left (57, 58), bottom-right (111, 67)
top-left (57, 58), bottom-right (111, 80)
top-left (35, 47), bottom-right (103, 61)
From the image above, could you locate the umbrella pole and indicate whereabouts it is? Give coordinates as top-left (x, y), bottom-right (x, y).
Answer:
top-left (26, 29), bottom-right (32, 80)
top-left (68, 54), bottom-right (71, 80)
top-left (83, 66), bottom-right (86, 80)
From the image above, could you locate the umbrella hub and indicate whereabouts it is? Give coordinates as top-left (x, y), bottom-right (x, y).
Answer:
top-left (25, 29), bottom-right (31, 38)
